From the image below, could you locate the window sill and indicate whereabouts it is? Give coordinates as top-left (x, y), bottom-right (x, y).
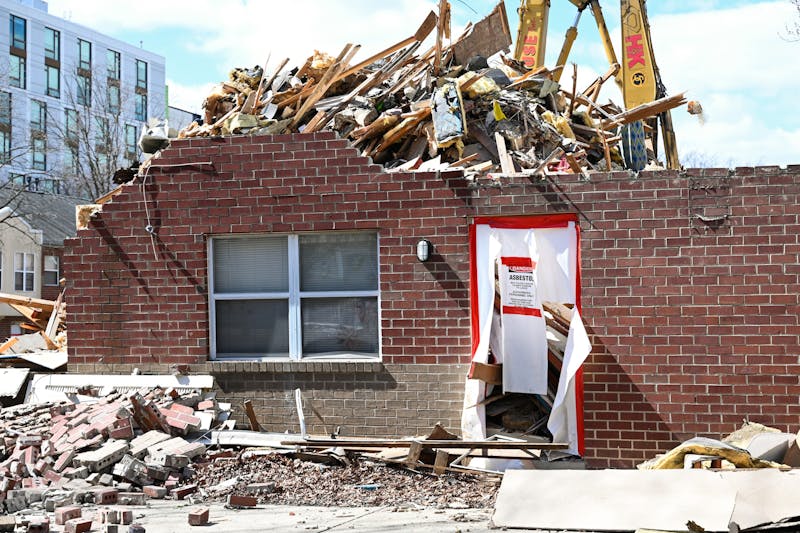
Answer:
top-left (206, 360), bottom-right (385, 374)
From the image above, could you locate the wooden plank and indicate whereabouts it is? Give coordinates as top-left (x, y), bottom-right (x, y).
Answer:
top-left (405, 440), bottom-right (424, 465)
top-left (243, 400), bottom-right (261, 432)
top-left (433, 449), bottom-right (450, 475)
top-left (284, 438), bottom-right (568, 450)
top-left (495, 132), bottom-right (514, 175)
top-left (0, 293), bottom-right (56, 313)
top-left (45, 290), bottom-right (64, 339)
top-left (40, 331), bottom-right (58, 351)
top-left (601, 92), bottom-right (688, 129)
top-left (291, 43), bottom-right (361, 127)
top-left (0, 336), bottom-right (19, 354)
top-left (336, 11), bottom-right (437, 82)
top-left (95, 186), bottom-right (123, 205)
top-left (8, 304), bottom-right (48, 330)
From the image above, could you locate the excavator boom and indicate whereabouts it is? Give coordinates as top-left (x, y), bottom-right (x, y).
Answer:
top-left (514, 0), bottom-right (550, 68)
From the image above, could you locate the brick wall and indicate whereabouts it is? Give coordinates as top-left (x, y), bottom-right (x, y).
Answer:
top-left (63, 132), bottom-right (800, 467)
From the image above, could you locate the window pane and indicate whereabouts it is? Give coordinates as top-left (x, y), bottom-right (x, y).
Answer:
top-left (299, 233), bottom-right (377, 292)
top-left (215, 299), bottom-right (289, 355)
top-left (45, 28), bottom-right (59, 60)
top-left (14, 272), bottom-right (23, 291)
top-left (10, 56), bottom-right (25, 88)
top-left (301, 297), bottom-right (378, 355)
top-left (44, 255), bottom-right (58, 270)
top-left (213, 237), bottom-right (288, 293)
top-left (46, 66), bottom-right (60, 97)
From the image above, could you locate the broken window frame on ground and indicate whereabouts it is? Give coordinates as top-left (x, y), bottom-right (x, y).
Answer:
top-left (208, 232), bottom-right (380, 361)
top-left (463, 213), bottom-right (589, 456)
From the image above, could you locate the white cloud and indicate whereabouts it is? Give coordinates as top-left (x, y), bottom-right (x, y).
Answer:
top-left (165, 78), bottom-right (215, 115)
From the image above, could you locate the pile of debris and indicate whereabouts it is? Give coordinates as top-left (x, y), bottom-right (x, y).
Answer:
top-left (195, 451), bottom-right (497, 509)
top-left (0, 291), bottom-right (66, 355)
top-left (178, 4), bottom-right (686, 177)
top-left (0, 386), bottom-right (229, 515)
top-left (0, 381), bottom-right (535, 529)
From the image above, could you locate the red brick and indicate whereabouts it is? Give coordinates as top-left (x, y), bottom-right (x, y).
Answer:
top-left (188, 507), bottom-right (209, 526)
top-left (227, 494), bottom-right (257, 507)
top-left (168, 403), bottom-right (194, 415)
top-left (170, 484), bottom-right (197, 500)
top-left (142, 485), bottom-right (167, 499)
top-left (94, 488), bottom-right (119, 505)
top-left (55, 505), bottom-right (82, 525)
top-left (64, 518), bottom-right (92, 533)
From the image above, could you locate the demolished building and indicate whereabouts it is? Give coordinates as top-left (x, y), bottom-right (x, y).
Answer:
top-left (62, 127), bottom-right (800, 467)
top-left (53, 3), bottom-right (800, 468)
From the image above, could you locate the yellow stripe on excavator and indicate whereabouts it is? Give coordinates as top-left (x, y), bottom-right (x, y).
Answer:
top-left (620, 0), bottom-right (656, 109)
top-left (514, 0), bottom-right (551, 68)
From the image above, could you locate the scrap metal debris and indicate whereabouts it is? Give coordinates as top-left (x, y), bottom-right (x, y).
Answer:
top-left (178, 4), bottom-right (687, 177)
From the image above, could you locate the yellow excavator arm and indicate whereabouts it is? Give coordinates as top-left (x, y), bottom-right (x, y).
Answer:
top-left (620, 0), bottom-right (655, 109)
top-left (514, 0), bottom-right (550, 68)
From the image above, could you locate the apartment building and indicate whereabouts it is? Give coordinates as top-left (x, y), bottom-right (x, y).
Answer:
top-left (0, 0), bottom-right (165, 197)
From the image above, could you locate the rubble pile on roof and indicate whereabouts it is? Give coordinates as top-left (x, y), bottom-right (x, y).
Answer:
top-left (178, 4), bottom-right (686, 177)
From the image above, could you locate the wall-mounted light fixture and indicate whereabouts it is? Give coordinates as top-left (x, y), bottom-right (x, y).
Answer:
top-left (416, 239), bottom-right (432, 262)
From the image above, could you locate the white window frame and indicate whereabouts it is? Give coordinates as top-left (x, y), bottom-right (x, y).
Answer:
top-left (208, 233), bottom-right (381, 361)
top-left (43, 255), bottom-right (59, 286)
top-left (14, 252), bottom-right (34, 292)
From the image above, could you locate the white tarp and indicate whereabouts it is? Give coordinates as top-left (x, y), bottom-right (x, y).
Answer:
top-left (462, 221), bottom-right (587, 455)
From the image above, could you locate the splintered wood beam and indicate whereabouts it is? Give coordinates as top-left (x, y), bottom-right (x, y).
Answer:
top-left (285, 438), bottom-right (569, 450)
top-left (243, 400), bottom-right (262, 432)
top-left (291, 43), bottom-right (361, 128)
top-left (336, 10), bottom-right (437, 82)
top-left (0, 336), bottom-right (19, 354)
top-left (495, 132), bottom-right (515, 175)
top-left (601, 92), bottom-right (688, 129)
top-left (0, 293), bottom-right (55, 312)
top-left (372, 107), bottom-right (431, 154)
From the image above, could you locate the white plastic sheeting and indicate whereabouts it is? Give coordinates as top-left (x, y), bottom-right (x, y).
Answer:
top-left (462, 219), bottom-right (588, 456)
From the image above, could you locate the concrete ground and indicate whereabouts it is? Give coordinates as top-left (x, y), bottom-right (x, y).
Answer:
top-left (131, 501), bottom-right (497, 532)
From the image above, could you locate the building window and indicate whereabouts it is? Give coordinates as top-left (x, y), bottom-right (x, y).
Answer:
top-left (31, 136), bottom-right (45, 170)
top-left (134, 93), bottom-right (147, 121)
top-left (125, 124), bottom-right (137, 161)
top-left (107, 84), bottom-right (120, 114)
top-left (106, 49), bottom-right (120, 80)
top-left (43, 255), bottom-right (59, 286)
top-left (44, 27), bottom-right (59, 61)
top-left (9, 15), bottom-right (26, 88)
top-left (64, 108), bottom-right (78, 172)
top-left (14, 252), bottom-right (34, 292)
top-left (0, 92), bottom-right (10, 163)
top-left (209, 233), bottom-right (379, 359)
top-left (136, 59), bottom-right (147, 90)
top-left (78, 39), bottom-right (91, 71)
top-left (9, 55), bottom-right (25, 89)
top-left (9, 172), bottom-right (25, 187)
top-left (30, 99), bottom-right (46, 133)
top-left (45, 65), bottom-right (60, 97)
top-left (95, 116), bottom-right (109, 156)
top-left (10, 15), bottom-right (26, 50)
top-left (77, 73), bottom-right (91, 106)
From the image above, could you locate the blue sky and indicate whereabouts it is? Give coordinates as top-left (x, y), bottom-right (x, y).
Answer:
top-left (46, 0), bottom-right (800, 167)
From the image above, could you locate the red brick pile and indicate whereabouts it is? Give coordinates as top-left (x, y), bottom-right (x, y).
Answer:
top-left (0, 387), bottom-right (226, 516)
